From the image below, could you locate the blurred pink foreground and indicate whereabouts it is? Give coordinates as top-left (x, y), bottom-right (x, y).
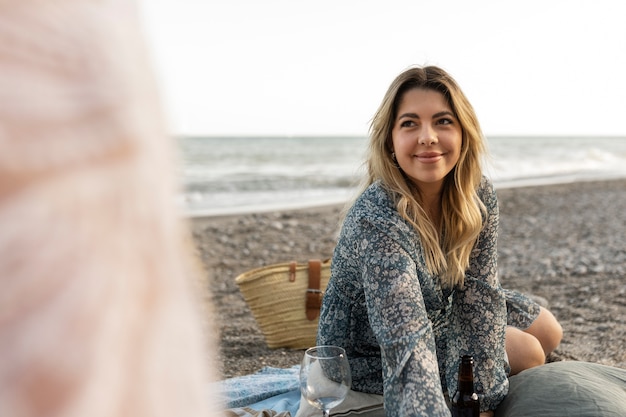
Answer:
top-left (0, 2), bottom-right (220, 416)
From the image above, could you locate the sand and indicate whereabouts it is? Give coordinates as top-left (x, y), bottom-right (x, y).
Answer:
top-left (189, 179), bottom-right (626, 379)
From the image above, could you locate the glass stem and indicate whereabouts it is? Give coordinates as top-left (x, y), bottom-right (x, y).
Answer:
top-left (322, 410), bottom-right (330, 417)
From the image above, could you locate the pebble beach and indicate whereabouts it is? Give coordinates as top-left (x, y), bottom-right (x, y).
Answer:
top-left (190, 179), bottom-right (626, 379)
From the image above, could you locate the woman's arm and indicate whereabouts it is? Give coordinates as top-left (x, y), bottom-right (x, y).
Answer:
top-left (446, 179), bottom-right (509, 413)
top-left (359, 218), bottom-right (451, 417)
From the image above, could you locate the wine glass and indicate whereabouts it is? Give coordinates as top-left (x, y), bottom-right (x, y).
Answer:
top-left (299, 345), bottom-right (352, 417)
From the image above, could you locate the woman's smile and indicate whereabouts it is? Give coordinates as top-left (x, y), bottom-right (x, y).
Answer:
top-left (415, 151), bottom-right (444, 163)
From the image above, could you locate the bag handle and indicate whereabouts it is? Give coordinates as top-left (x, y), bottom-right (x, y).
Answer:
top-left (289, 261), bottom-right (297, 282)
top-left (305, 259), bottom-right (323, 321)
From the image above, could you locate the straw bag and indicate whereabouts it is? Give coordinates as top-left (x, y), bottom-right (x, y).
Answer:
top-left (235, 259), bottom-right (331, 349)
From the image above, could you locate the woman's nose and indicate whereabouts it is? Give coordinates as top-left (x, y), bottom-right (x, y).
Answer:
top-left (418, 126), bottom-right (438, 145)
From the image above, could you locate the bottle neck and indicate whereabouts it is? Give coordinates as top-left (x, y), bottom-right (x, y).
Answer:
top-left (457, 377), bottom-right (474, 393)
top-left (457, 357), bottom-right (475, 393)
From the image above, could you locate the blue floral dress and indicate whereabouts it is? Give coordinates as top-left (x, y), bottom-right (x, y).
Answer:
top-left (317, 177), bottom-right (540, 416)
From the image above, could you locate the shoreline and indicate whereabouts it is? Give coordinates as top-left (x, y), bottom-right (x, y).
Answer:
top-left (190, 178), bottom-right (626, 378)
top-left (184, 173), bottom-right (626, 220)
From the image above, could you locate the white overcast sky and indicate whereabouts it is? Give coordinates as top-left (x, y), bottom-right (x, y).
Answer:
top-left (138, 1), bottom-right (626, 137)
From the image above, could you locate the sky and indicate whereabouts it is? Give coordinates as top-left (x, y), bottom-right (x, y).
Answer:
top-left (138, 1), bottom-right (626, 137)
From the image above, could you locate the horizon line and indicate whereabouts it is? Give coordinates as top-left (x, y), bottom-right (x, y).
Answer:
top-left (174, 134), bottom-right (626, 139)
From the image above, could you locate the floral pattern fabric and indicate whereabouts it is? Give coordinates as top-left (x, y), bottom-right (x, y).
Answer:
top-left (317, 177), bottom-right (540, 416)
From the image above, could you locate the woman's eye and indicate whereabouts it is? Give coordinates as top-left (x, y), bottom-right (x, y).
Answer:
top-left (400, 120), bottom-right (416, 127)
top-left (437, 118), bottom-right (453, 125)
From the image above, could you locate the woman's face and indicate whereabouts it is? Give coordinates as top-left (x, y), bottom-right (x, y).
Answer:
top-left (391, 88), bottom-right (462, 195)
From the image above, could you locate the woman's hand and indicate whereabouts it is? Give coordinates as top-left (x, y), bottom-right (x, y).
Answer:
top-left (480, 411), bottom-right (494, 417)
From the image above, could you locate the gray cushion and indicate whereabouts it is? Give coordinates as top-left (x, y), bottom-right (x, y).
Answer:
top-left (495, 361), bottom-right (626, 417)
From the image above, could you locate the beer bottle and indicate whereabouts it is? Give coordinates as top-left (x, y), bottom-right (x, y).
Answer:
top-left (450, 355), bottom-right (480, 417)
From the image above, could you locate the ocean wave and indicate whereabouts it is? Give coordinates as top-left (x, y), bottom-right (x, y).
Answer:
top-left (177, 136), bottom-right (626, 216)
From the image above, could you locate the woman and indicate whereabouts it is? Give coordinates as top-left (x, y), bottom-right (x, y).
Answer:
top-left (317, 66), bottom-right (562, 416)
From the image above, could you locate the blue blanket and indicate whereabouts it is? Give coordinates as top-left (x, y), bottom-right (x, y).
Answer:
top-left (218, 366), bottom-right (301, 415)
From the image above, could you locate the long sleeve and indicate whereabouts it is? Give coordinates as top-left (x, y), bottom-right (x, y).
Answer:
top-left (318, 185), bottom-right (452, 416)
top-left (445, 179), bottom-right (509, 412)
top-left (358, 217), bottom-right (451, 416)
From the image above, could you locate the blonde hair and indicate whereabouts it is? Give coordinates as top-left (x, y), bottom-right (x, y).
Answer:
top-left (366, 66), bottom-right (487, 288)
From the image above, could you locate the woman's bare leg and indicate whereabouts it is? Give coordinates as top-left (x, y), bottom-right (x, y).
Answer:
top-left (506, 327), bottom-right (545, 375)
top-left (506, 307), bottom-right (563, 375)
top-left (524, 306), bottom-right (563, 356)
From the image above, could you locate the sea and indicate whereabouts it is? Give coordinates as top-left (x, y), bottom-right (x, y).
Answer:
top-left (176, 136), bottom-right (626, 217)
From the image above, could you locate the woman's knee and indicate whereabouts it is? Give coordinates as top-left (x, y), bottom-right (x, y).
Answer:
top-left (525, 307), bottom-right (563, 355)
top-left (506, 327), bottom-right (546, 375)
